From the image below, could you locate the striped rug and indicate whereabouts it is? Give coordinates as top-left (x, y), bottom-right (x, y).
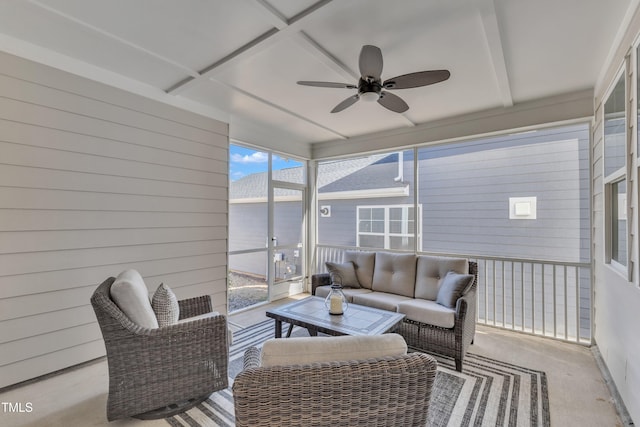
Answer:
top-left (167, 320), bottom-right (550, 427)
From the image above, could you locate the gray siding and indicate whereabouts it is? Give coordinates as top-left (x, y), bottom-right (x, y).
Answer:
top-left (0, 52), bottom-right (228, 388)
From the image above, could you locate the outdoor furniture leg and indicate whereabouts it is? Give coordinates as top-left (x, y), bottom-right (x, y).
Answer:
top-left (274, 319), bottom-right (282, 338)
top-left (286, 323), bottom-right (294, 338)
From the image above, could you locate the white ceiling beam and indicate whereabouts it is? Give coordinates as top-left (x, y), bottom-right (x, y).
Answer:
top-left (167, 0), bottom-right (335, 95)
top-left (477, 0), bottom-right (513, 108)
top-left (291, 31), bottom-right (358, 82)
top-left (27, 0), bottom-right (200, 78)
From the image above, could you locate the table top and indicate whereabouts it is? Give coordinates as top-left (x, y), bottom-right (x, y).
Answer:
top-left (266, 296), bottom-right (405, 336)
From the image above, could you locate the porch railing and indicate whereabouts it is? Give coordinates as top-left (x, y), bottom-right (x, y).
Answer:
top-left (313, 245), bottom-right (592, 345)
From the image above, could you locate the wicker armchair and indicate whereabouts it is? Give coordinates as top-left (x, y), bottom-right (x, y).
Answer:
top-left (233, 338), bottom-right (437, 427)
top-left (90, 277), bottom-right (229, 421)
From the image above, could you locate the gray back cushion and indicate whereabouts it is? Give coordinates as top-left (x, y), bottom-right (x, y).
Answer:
top-left (344, 251), bottom-right (376, 289)
top-left (415, 256), bottom-right (469, 300)
top-left (436, 271), bottom-right (475, 308)
top-left (371, 252), bottom-right (416, 297)
top-left (325, 261), bottom-right (360, 288)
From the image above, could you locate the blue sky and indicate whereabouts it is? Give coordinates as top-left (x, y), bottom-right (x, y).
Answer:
top-left (229, 144), bottom-right (302, 181)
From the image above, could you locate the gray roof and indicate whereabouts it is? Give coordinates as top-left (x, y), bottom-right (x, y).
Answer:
top-left (230, 153), bottom-right (393, 199)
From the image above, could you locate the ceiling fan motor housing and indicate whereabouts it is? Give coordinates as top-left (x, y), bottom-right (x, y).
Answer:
top-left (358, 77), bottom-right (382, 101)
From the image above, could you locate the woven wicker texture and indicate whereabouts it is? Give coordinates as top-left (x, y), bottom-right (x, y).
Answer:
top-left (312, 260), bottom-right (478, 372)
top-left (233, 351), bottom-right (437, 427)
top-left (151, 283), bottom-right (179, 327)
top-left (90, 277), bottom-right (229, 421)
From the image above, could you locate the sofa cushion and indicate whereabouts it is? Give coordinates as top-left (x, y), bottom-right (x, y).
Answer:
top-left (415, 255), bottom-right (469, 300)
top-left (315, 285), bottom-right (372, 302)
top-left (325, 261), bottom-right (360, 288)
top-left (110, 269), bottom-right (159, 329)
top-left (344, 251), bottom-right (376, 289)
top-left (352, 291), bottom-right (412, 312)
top-left (436, 271), bottom-right (475, 308)
top-left (371, 252), bottom-right (416, 297)
top-left (151, 283), bottom-right (180, 327)
top-left (397, 299), bottom-right (456, 328)
top-left (260, 333), bottom-right (407, 367)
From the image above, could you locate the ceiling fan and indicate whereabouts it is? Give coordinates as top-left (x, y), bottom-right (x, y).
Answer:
top-left (297, 45), bottom-right (450, 113)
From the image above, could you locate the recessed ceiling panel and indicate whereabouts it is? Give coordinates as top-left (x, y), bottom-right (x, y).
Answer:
top-left (180, 78), bottom-right (341, 144)
top-left (0, 1), bottom-right (186, 88)
top-left (35, 0), bottom-right (276, 73)
top-left (496, 0), bottom-right (631, 102)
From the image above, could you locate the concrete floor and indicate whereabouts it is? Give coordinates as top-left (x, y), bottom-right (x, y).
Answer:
top-left (0, 294), bottom-right (628, 427)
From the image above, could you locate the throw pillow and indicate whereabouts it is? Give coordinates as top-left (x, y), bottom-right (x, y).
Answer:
top-left (110, 269), bottom-right (159, 329)
top-left (152, 283), bottom-right (180, 327)
top-left (325, 261), bottom-right (360, 288)
top-left (436, 271), bottom-right (475, 308)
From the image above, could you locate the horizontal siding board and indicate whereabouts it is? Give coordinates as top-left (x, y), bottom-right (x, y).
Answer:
top-left (0, 97), bottom-right (226, 158)
top-left (0, 141), bottom-right (227, 186)
top-left (0, 226), bottom-right (227, 254)
top-left (0, 240), bottom-right (226, 277)
top-left (0, 187), bottom-right (227, 213)
top-left (0, 323), bottom-right (101, 367)
top-left (0, 253), bottom-right (228, 299)
top-left (0, 305), bottom-right (96, 344)
top-left (0, 119), bottom-right (228, 171)
top-left (0, 73), bottom-right (220, 145)
top-left (0, 210), bottom-right (226, 231)
top-left (0, 341), bottom-right (106, 389)
top-left (0, 164), bottom-right (227, 200)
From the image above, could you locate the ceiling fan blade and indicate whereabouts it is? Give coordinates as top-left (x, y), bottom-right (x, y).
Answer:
top-left (297, 81), bottom-right (357, 89)
top-left (378, 91), bottom-right (409, 113)
top-left (383, 70), bottom-right (450, 89)
top-left (359, 45), bottom-right (383, 79)
top-left (331, 94), bottom-right (359, 113)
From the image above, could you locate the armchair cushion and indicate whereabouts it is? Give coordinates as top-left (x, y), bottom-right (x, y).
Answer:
top-left (436, 271), bottom-right (475, 308)
top-left (152, 283), bottom-right (179, 327)
top-left (260, 333), bottom-right (407, 367)
top-left (325, 261), bottom-right (360, 288)
top-left (110, 269), bottom-right (158, 329)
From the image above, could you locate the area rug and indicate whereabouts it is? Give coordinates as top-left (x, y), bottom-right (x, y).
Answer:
top-left (166, 320), bottom-right (550, 427)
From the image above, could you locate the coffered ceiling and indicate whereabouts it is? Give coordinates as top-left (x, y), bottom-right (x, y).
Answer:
top-left (0, 0), bottom-right (635, 157)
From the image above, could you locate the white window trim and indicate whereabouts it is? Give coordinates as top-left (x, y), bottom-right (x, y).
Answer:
top-left (356, 204), bottom-right (422, 250)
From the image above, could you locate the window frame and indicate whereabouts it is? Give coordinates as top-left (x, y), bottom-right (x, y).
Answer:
top-left (602, 65), bottom-right (629, 276)
top-left (356, 204), bottom-right (422, 251)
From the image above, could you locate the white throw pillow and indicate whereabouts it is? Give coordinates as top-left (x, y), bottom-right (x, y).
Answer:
top-left (152, 283), bottom-right (180, 327)
top-left (110, 269), bottom-right (159, 329)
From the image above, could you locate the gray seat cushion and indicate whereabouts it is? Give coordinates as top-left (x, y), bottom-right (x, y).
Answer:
top-left (397, 299), bottom-right (456, 328)
top-left (315, 285), bottom-right (372, 302)
top-left (371, 252), bottom-right (416, 297)
top-left (352, 291), bottom-right (412, 312)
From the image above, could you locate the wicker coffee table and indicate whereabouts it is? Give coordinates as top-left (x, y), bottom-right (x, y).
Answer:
top-left (265, 296), bottom-right (405, 338)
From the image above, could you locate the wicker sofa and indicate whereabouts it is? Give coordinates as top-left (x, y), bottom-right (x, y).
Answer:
top-left (312, 251), bottom-right (478, 371)
top-left (233, 334), bottom-right (437, 427)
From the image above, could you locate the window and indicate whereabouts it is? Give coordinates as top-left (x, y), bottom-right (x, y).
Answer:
top-left (603, 70), bottom-right (628, 270)
top-left (357, 205), bottom-right (420, 251)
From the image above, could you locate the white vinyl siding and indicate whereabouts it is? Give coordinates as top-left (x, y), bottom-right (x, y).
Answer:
top-left (0, 51), bottom-right (228, 388)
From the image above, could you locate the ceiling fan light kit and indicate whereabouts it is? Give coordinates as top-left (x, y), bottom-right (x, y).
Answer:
top-left (297, 44), bottom-right (450, 113)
